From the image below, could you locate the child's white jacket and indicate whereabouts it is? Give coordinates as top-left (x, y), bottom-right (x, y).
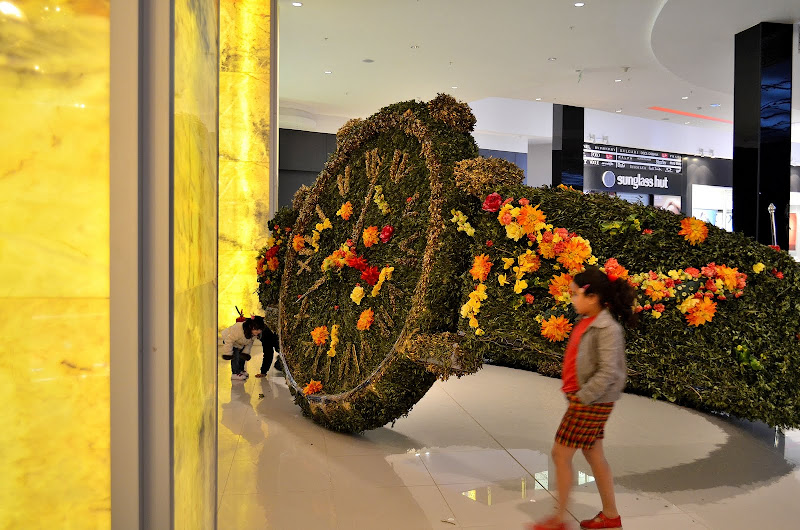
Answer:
top-left (220, 322), bottom-right (255, 357)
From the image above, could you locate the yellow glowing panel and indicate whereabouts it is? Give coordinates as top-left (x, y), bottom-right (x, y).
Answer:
top-left (0, 2), bottom-right (110, 528)
top-left (218, 0), bottom-right (273, 329)
top-left (173, 1), bottom-right (219, 529)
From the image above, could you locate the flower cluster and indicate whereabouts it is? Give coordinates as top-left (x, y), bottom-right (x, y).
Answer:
top-left (450, 209), bottom-right (475, 236)
top-left (327, 325), bottom-right (339, 357)
top-left (373, 185), bottom-right (391, 214)
top-left (371, 266), bottom-right (394, 297)
top-left (311, 325), bottom-right (329, 346)
top-left (540, 315), bottom-right (573, 342)
top-left (311, 217), bottom-right (333, 252)
top-left (363, 226), bottom-right (380, 248)
top-left (469, 254), bottom-right (493, 282)
top-left (460, 284), bottom-right (487, 335)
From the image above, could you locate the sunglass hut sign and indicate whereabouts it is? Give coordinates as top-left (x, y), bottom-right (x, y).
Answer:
top-left (583, 144), bottom-right (684, 194)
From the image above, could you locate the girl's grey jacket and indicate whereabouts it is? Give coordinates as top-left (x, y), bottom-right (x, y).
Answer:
top-left (575, 309), bottom-right (627, 405)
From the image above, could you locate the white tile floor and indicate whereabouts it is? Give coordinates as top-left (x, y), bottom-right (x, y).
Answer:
top-left (217, 345), bottom-right (800, 529)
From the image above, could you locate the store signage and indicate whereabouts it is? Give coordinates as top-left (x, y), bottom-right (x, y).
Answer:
top-left (583, 143), bottom-right (684, 195)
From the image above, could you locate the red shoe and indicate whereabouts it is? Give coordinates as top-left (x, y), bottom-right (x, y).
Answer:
top-left (528, 516), bottom-right (568, 530)
top-left (580, 511), bottom-right (622, 529)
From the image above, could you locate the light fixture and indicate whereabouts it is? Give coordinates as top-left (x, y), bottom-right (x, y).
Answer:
top-left (451, 86), bottom-right (458, 89)
top-left (55, 5), bottom-right (60, 11)
top-left (0, 2), bottom-right (24, 18)
top-left (574, 2), bottom-right (585, 6)
top-left (615, 109), bottom-right (622, 113)
top-left (34, 65), bottom-right (39, 71)
top-left (710, 103), bottom-right (721, 107)
top-left (535, 98), bottom-right (542, 101)
top-left (548, 57), bottom-right (557, 61)
top-left (324, 70), bottom-right (332, 74)
top-left (681, 96), bottom-right (689, 100)
top-left (292, 2), bottom-right (302, 6)
top-left (685, 121), bottom-right (691, 125)
top-left (410, 45), bottom-right (419, 49)
top-left (614, 79), bottom-right (622, 83)
top-left (709, 149), bottom-right (715, 158)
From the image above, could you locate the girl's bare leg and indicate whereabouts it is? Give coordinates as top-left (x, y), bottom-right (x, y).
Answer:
top-left (551, 442), bottom-right (578, 520)
top-left (582, 440), bottom-right (619, 518)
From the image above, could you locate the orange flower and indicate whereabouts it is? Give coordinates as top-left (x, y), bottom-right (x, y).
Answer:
top-left (292, 234), bottom-right (306, 252)
top-left (517, 250), bottom-right (541, 273)
top-left (266, 257), bottom-right (279, 271)
top-left (256, 256), bottom-right (266, 276)
top-left (557, 236), bottom-right (592, 273)
top-left (685, 297), bottom-right (717, 326)
top-left (517, 204), bottom-right (547, 234)
top-left (469, 254), bottom-right (493, 282)
top-left (714, 265), bottom-right (741, 291)
top-left (603, 258), bottom-right (629, 281)
top-left (541, 315), bottom-right (573, 342)
top-left (311, 326), bottom-right (329, 345)
top-left (363, 226), bottom-right (379, 247)
top-left (644, 280), bottom-right (667, 301)
top-left (548, 273), bottom-right (573, 303)
top-left (679, 217), bottom-right (708, 245)
top-left (302, 379), bottom-right (323, 395)
top-left (357, 308), bottom-right (374, 331)
top-left (337, 201), bottom-right (353, 220)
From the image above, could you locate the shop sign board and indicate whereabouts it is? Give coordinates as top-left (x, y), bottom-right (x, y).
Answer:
top-left (583, 143), bottom-right (684, 195)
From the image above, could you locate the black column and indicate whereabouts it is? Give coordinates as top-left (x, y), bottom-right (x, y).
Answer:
top-left (552, 104), bottom-right (585, 189)
top-left (733, 22), bottom-right (793, 247)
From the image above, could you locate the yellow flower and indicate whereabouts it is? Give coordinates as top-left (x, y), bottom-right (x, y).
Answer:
top-left (513, 266), bottom-right (525, 279)
top-left (587, 255), bottom-right (598, 265)
top-left (753, 262), bottom-right (765, 274)
top-left (679, 297), bottom-right (699, 314)
top-left (502, 257), bottom-right (515, 270)
top-left (468, 316), bottom-right (479, 328)
top-left (517, 250), bottom-right (541, 273)
top-left (498, 274), bottom-right (508, 286)
top-left (327, 325), bottom-right (339, 357)
top-left (475, 328), bottom-right (485, 336)
top-left (292, 234), bottom-right (306, 252)
top-left (668, 269), bottom-right (681, 280)
top-left (371, 266), bottom-right (395, 297)
top-left (464, 224), bottom-right (475, 237)
top-left (513, 279), bottom-right (528, 294)
top-left (336, 201), bottom-right (353, 220)
top-left (651, 311), bottom-right (662, 319)
top-left (504, 222), bottom-right (526, 241)
top-left (350, 285), bottom-right (365, 305)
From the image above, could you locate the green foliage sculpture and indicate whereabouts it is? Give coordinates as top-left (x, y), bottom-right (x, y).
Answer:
top-left (257, 95), bottom-right (800, 433)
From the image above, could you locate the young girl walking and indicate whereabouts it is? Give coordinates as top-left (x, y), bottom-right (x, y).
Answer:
top-left (220, 315), bottom-right (267, 381)
top-left (531, 266), bottom-right (636, 530)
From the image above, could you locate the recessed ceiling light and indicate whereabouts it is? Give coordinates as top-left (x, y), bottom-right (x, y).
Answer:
top-left (535, 98), bottom-right (542, 101)
top-left (292, 2), bottom-right (303, 6)
top-left (548, 57), bottom-right (557, 61)
top-left (410, 45), bottom-right (419, 49)
top-left (324, 70), bottom-right (332, 74)
top-left (685, 121), bottom-right (691, 124)
top-left (614, 79), bottom-right (622, 83)
top-left (681, 96), bottom-right (689, 100)
top-left (574, 2), bottom-right (585, 6)
top-left (615, 109), bottom-right (622, 113)
top-left (710, 103), bottom-right (721, 107)
top-left (0, 1), bottom-right (24, 17)
top-left (451, 86), bottom-right (458, 89)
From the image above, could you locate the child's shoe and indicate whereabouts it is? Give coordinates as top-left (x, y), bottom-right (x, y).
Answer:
top-left (580, 512), bottom-right (621, 529)
top-left (231, 373), bottom-right (247, 381)
top-left (529, 516), bottom-right (569, 530)
top-left (255, 373), bottom-right (267, 378)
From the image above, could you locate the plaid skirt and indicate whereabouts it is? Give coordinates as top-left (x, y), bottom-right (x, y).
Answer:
top-left (555, 394), bottom-right (614, 449)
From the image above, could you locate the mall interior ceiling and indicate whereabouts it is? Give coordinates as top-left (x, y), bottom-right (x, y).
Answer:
top-left (277, 0), bottom-right (799, 135)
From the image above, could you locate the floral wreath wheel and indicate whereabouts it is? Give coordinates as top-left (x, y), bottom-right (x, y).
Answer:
top-left (277, 96), bottom-right (484, 433)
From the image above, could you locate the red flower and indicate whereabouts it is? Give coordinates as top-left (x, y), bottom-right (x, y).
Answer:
top-left (705, 279), bottom-right (717, 292)
top-left (486, 240), bottom-right (494, 247)
top-left (555, 228), bottom-right (569, 239)
top-left (717, 295), bottom-right (727, 301)
top-left (772, 268), bottom-right (784, 279)
top-left (482, 193), bottom-right (503, 212)
top-left (542, 232), bottom-right (554, 243)
top-left (501, 197), bottom-right (515, 206)
top-left (701, 263), bottom-right (717, 278)
top-left (406, 196), bottom-right (414, 203)
top-left (265, 246), bottom-right (279, 259)
top-left (379, 225), bottom-right (395, 243)
top-left (361, 266), bottom-right (380, 286)
top-left (685, 267), bottom-right (700, 279)
top-left (644, 304), bottom-right (652, 310)
top-left (642, 229), bottom-right (653, 235)
top-left (654, 304), bottom-right (665, 312)
top-left (769, 245), bottom-right (781, 251)
top-left (525, 294), bottom-right (535, 304)
top-left (346, 255), bottom-right (368, 271)
top-left (553, 242), bottom-right (567, 254)
top-left (334, 305), bottom-right (339, 310)
top-left (519, 198), bottom-right (530, 206)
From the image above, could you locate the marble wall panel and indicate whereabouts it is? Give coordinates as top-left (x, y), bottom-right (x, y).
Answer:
top-left (0, 2), bottom-right (110, 527)
top-left (173, 0), bottom-right (220, 528)
top-left (218, 0), bottom-right (273, 329)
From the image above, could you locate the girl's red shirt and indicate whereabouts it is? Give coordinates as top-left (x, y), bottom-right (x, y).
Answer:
top-left (561, 315), bottom-right (597, 394)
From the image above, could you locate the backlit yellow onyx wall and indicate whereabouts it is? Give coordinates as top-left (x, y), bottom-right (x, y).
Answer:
top-left (219, 0), bottom-right (273, 329)
top-left (0, 1), bottom-right (111, 528)
top-left (173, 0), bottom-right (219, 528)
